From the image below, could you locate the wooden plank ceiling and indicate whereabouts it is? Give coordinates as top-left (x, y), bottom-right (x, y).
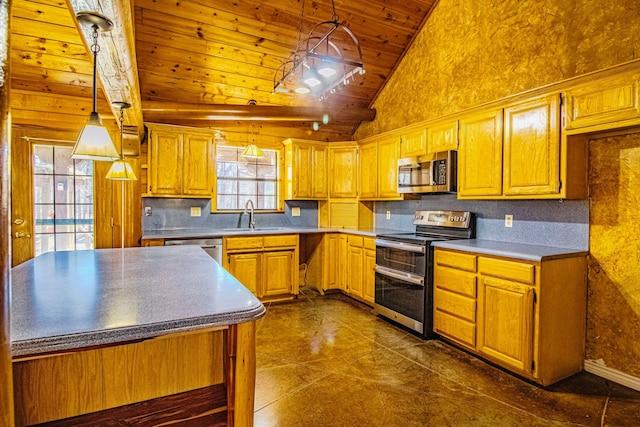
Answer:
top-left (10, 0), bottom-right (436, 144)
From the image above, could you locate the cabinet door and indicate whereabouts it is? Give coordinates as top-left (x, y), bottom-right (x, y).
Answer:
top-left (338, 235), bottom-right (349, 291)
top-left (377, 137), bottom-right (400, 198)
top-left (358, 142), bottom-right (377, 199)
top-left (400, 128), bottom-right (427, 157)
top-left (479, 276), bottom-right (535, 374)
top-left (311, 145), bottom-right (328, 198)
top-left (347, 243), bottom-right (363, 298)
top-left (149, 130), bottom-right (183, 195)
top-left (228, 253), bottom-right (261, 297)
top-left (183, 133), bottom-right (214, 196)
top-left (458, 110), bottom-right (503, 197)
top-left (263, 251), bottom-right (293, 297)
top-left (427, 120), bottom-right (458, 153)
top-left (363, 248), bottom-right (376, 304)
top-left (324, 234), bottom-right (341, 290)
top-left (329, 146), bottom-right (358, 198)
top-left (504, 94), bottom-right (560, 196)
top-left (293, 144), bottom-right (313, 198)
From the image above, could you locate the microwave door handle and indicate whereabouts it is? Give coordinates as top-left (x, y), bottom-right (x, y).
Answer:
top-left (374, 239), bottom-right (426, 254)
top-left (375, 266), bottom-right (425, 287)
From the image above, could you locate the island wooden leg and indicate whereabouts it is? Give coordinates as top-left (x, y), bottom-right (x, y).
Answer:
top-left (226, 321), bottom-right (257, 427)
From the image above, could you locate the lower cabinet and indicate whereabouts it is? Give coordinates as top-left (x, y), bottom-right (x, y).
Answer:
top-left (223, 235), bottom-right (298, 301)
top-left (344, 235), bottom-right (376, 305)
top-left (433, 248), bottom-right (586, 386)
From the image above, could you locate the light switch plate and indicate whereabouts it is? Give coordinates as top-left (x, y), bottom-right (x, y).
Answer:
top-left (291, 207), bottom-right (301, 217)
top-left (191, 207), bottom-right (202, 217)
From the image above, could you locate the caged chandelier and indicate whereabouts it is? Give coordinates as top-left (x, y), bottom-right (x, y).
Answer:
top-left (273, 0), bottom-right (365, 101)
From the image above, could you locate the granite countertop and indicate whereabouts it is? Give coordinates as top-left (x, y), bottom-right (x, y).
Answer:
top-left (432, 239), bottom-right (588, 262)
top-left (141, 226), bottom-right (408, 240)
top-left (11, 246), bottom-right (266, 357)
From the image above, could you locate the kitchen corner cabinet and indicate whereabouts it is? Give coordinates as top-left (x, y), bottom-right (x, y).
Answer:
top-left (146, 124), bottom-right (214, 198)
top-left (223, 235), bottom-right (299, 301)
top-left (433, 248), bottom-right (586, 386)
top-left (329, 144), bottom-right (358, 198)
top-left (283, 139), bottom-right (328, 200)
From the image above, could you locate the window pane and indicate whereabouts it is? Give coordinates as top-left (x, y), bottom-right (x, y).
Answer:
top-left (217, 195), bottom-right (237, 210)
top-left (258, 165), bottom-right (277, 179)
top-left (35, 234), bottom-right (55, 256)
top-left (34, 175), bottom-right (54, 204)
top-left (56, 233), bottom-right (75, 251)
top-left (33, 146), bottom-right (53, 174)
top-left (75, 159), bottom-right (93, 176)
top-left (216, 146), bottom-right (239, 162)
top-left (54, 147), bottom-right (74, 175)
top-left (55, 205), bottom-right (74, 233)
top-left (258, 196), bottom-right (276, 210)
top-left (76, 205), bottom-right (93, 232)
top-left (216, 162), bottom-right (237, 178)
top-left (217, 179), bottom-right (237, 194)
top-left (238, 180), bottom-right (257, 195)
top-left (75, 232), bottom-right (94, 250)
top-left (75, 177), bottom-right (93, 204)
top-left (257, 151), bottom-right (276, 165)
top-left (259, 181), bottom-right (277, 196)
top-left (35, 204), bottom-right (55, 233)
top-left (237, 163), bottom-right (256, 178)
top-left (54, 176), bottom-right (75, 204)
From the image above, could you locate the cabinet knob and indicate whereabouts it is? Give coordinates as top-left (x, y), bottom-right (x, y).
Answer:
top-left (14, 218), bottom-right (24, 225)
top-left (15, 231), bottom-right (31, 239)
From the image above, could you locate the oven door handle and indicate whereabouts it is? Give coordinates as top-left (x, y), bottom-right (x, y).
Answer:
top-left (374, 239), bottom-right (426, 254)
top-left (375, 266), bottom-right (425, 287)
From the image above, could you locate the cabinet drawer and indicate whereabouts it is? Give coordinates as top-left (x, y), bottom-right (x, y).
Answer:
top-left (225, 237), bottom-right (263, 251)
top-left (434, 289), bottom-right (476, 322)
top-left (434, 310), bottom-right (476, 347)
top-left (435, 250), bottom-right (477, 272)
top-left (434, 266), bottom-right (476, 297)
top-left (478, 257), bottom-right (535, 284)
top-left (263, 234), bottom-right (298, 248)
top-left (347, 235), bottom-right (364, 247)
top-left (364, 237), bottom-right (376, 250)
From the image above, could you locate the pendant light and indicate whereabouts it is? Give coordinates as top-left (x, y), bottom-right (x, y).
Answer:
top-left (106, 102), bottom-right (137, 180)
top-left (71, 12), bottom-right (120, 161)
top-left (242, 101), bottom-right (264, 159)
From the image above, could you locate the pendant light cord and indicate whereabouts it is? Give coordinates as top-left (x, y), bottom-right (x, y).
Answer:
top-left (118, 106), bottom-right (125, 159)
top-left (90, 24), bottom-right (100, 113)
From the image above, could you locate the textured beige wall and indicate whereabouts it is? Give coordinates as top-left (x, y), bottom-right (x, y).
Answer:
top-left (588, 133), bottom-right (640, 377)
top-left (356, 0), bottom-right (640, 138)
top-left (356, 0), bottom-right (640, 379)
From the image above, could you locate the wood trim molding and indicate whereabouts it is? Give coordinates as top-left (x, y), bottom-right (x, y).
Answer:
top-left (584, 360), bottom-right (640, 392)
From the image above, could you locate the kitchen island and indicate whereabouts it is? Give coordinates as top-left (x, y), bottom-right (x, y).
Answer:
top-left (11, 245), bottom-right (265, 426)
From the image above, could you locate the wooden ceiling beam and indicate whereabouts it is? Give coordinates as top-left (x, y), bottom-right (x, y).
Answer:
top-left (141, 101), bottom-right (376, 123)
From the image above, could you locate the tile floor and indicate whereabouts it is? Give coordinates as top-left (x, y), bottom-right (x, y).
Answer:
top-left (253, 289), bottom-right (640, 426)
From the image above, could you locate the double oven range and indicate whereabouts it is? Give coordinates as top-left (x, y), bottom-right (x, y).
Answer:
top-left (374, 210), bottom-right (475, 338)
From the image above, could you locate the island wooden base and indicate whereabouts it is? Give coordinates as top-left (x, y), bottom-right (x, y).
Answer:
top-left (12, 322), bottom-right (256, 427)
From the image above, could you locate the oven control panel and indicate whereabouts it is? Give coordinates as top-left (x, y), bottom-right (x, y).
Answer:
top-left (413, 210), bottom-right (471, 228)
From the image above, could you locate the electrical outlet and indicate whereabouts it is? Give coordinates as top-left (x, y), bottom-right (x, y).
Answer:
top-left (386, 210), bottom-right (391, 220)
top-left (144, 206), bottom-right (152, 217)
top-left (505, 214), bottom-right (513, 228)
top-left (190, 207), bottom-right (201, 217)
top-left (291, 207), bottom-right (301, 217)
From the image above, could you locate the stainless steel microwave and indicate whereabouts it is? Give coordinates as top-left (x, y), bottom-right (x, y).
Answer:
top-left (397, 150), bottom-right (457, 194)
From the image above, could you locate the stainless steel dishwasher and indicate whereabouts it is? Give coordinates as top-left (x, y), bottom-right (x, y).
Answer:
top-left (163, 238), bottom-right (223, 264)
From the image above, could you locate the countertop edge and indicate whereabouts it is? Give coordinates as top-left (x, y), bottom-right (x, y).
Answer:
top-left (141, 227), bottom-right (406, 240)
top-left (431, 239), bottom-right (588, 262)
top-left (12, 303), bottom-right (266, 358)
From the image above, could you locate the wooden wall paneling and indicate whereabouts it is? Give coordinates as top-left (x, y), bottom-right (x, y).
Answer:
top-left (1, 1), bottom-right (15, 425)
top-left (94, 161), bottom-right (115, 249)
top-left (226, 321), bottom-right (257, 427)
top-left (10, 128), bottom-right (33, 266)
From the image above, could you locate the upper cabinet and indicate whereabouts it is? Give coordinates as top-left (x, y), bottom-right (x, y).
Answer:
top-left (458, 109), bottom-right (504, 198)
top-left (283, 139), bottom-right (328, 200)
top-left (400, 127), bottom-right (427, 157)
top-left (358, 135), bottom-right (402, 200)
top-left (427, 119), bottom-right (459, 153)
top-left (146, 124), bottom-right (214, 198)
top-left (329, 144), bottom-right (358, 198)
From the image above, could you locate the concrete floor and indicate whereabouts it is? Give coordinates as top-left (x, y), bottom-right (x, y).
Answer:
top-left (253, 290), bottom-right (640, 426)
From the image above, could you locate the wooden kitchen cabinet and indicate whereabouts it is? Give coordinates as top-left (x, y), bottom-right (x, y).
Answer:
top-left (458, 109), bottom-right (504, 197)
top-left (358, 141), bottom-right (377, 199)
top-left (343, 235), bottom-right (376, 305)
top-left (283, 139), bottom-right (328, 200)
top-left (363, 239), bottom-right (376, 304)
top-left (223, 234), bottom-right (298, 301)
top-left (427, 119), bottom-right (458, 153)
top-left (433, 247), bottom-right (586, 386)
top-left (400, 126), bottom-right (427, 157)
top-left (358, 135), bottom-right (402, 200)
top-left (503, 94), bottom-right (560, 196)
top-left (146, 124), bottom-right (214, 198)
top-left (329, 144), bottom-right (358, 198)
top-left (322, 233), bottom-right (345, 292)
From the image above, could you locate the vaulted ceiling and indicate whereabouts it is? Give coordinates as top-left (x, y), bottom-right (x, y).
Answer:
top-left (10, 0), bottom-right (436, 145)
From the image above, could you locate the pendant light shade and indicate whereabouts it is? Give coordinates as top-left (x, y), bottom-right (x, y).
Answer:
top-left (107, 101), bottom-right (137, 181)
top-left (72, 12), bottom-right (119, 162)
top-left (241, 143), bottom-right (264, 159)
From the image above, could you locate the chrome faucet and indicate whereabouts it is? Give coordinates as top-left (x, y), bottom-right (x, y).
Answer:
top-left (243, 199), bottom-right (256, 230)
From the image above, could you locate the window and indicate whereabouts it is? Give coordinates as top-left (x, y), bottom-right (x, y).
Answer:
top-left (216, 146), bottom-right (280, 210)
top-left (33, 145), bottom-right (94, 256)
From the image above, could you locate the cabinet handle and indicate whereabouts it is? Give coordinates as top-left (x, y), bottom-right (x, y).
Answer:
top-left (15, 231), bottom-right (31, 239)
top-left (14, 218), bottom-right (24, 225)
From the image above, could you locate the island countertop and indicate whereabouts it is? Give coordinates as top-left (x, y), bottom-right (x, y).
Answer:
top-left (11, 245), bottom-right (266, 357)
